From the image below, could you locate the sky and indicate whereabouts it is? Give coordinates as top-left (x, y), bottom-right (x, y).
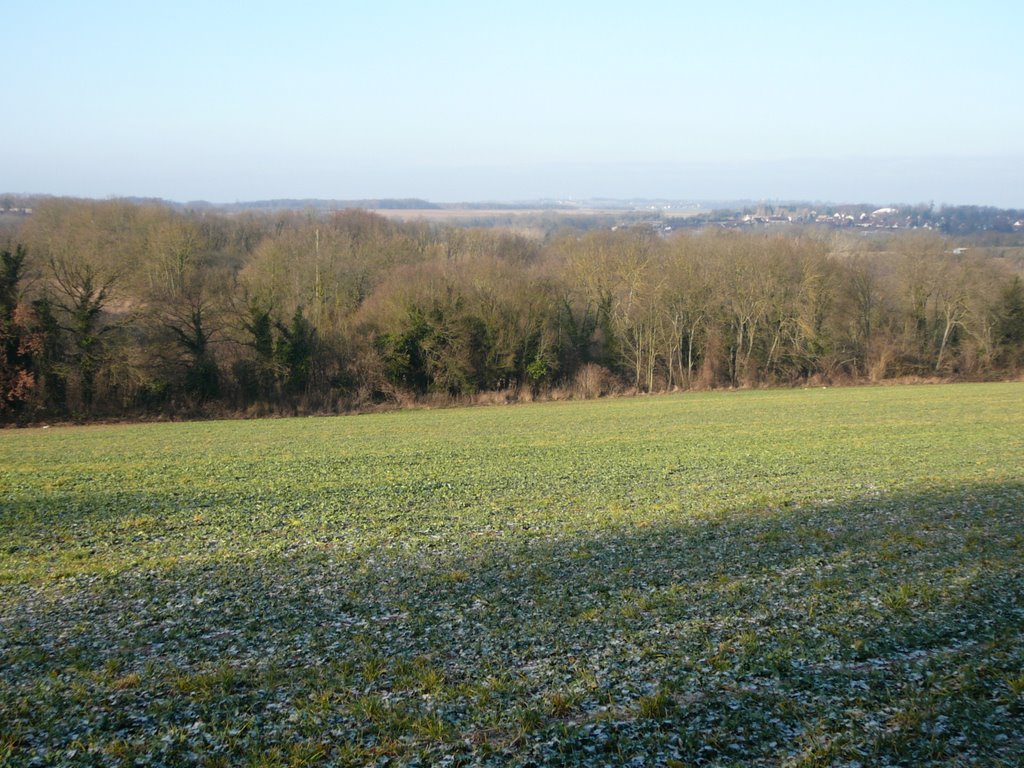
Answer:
top-left (4, 1), bottom-right (1023, 206)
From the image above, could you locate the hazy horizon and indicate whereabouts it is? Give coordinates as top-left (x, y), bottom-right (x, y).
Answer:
top-left (5, 2), bottom-right (1022, 207)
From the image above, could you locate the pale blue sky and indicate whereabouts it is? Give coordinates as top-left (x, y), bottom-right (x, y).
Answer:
top-left (4, 1), bottom-right (1023, 205)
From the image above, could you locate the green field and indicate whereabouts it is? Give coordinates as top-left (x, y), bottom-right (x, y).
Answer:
top-left (2, 383), bottom-right (1023, 766)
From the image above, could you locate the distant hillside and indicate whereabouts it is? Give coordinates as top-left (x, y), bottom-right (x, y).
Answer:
top-left (3, 194), bottom-right (1023, 236)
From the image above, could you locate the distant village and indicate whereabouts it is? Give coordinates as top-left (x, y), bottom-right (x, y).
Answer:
top-left (659, 203), bottom-right (1024, 235)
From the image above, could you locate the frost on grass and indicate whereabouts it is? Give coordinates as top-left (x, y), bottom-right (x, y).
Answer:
top-left (1, 384), bottom-right (1023, 766)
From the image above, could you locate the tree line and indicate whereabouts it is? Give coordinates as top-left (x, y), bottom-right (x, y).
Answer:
top-left (2, 199), bottom-right (1023, 422)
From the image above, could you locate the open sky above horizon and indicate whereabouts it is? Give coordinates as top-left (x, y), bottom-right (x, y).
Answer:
top-left (4, 1), bottom-right (1023, 207)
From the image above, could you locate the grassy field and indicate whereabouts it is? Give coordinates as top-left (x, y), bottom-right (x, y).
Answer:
top-left (2, 383), bottom-right (1023, 766)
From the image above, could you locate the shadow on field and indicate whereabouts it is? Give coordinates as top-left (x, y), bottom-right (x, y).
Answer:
top-left (2, 482), bottom-right (1023, 766)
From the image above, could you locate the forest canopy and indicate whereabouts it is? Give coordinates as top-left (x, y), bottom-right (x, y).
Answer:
top-left (2, 199), bottom-right (1023, 421)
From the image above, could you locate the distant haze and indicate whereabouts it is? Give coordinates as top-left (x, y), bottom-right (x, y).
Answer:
top-left (3, 1), bottom-right (1022, 207)
top-left (6, 156), bottom-right (1024, 210)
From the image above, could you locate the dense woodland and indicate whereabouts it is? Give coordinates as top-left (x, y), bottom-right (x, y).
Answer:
top-left (1, 199), bottom-right (1023, 422)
